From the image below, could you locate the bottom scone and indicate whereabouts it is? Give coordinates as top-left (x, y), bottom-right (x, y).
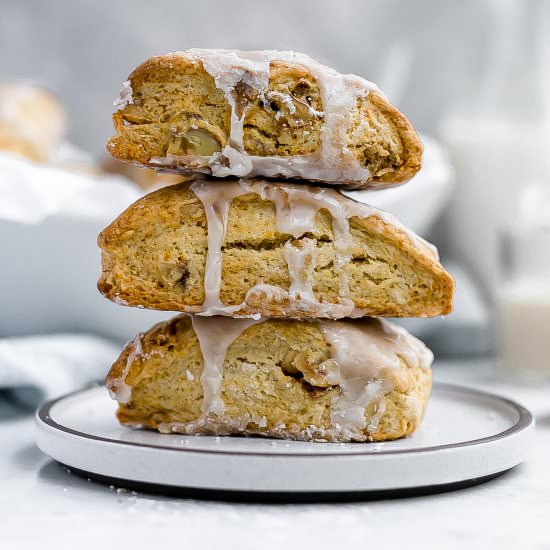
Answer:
top-left (106, 315), bottom-right (433, 442)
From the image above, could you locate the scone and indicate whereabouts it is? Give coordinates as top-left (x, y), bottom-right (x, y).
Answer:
top-left (0, 83), bottom-right (66, 163)
top-left (106, 315), bottom-right (432, 442)
top-left (107, 49), bottom-right (422, 190)
top-left (98, 178), bottom-right (454, 318)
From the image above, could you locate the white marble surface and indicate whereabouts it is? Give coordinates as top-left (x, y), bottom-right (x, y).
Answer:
top-left (1, 359), bottom-right (549, 549)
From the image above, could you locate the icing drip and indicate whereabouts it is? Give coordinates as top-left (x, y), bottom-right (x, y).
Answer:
top-left (150, 49), bottom-right (381, 185)
top-left (107, 333), bottom-right (144, 404)
top-left (190, 178), bottom-right (437, 318)
top-left (114, 81), bottom-right (134, 111)
top-left (197, 51), bottom-right (271, 149)
top-left (191, 181), bottom-right (247, 315)
top-left (330, 213), bottom-right (353, 305)
top-left (318, 318), bottom-right (433, 438)
top-left (191, 315), bottom-right (260, 416)
top-left (282, 238), bottom-right (317, 302)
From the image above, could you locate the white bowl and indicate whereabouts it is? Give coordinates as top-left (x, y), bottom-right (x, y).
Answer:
top-left (0, 153), bottom-right (168, 342)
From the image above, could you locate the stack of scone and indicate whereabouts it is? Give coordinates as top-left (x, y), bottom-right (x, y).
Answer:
top-left (99, 50), bottom-right (454, 442)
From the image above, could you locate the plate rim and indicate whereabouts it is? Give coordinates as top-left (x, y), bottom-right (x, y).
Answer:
top-left (36, 382), bottom-right (534, 457)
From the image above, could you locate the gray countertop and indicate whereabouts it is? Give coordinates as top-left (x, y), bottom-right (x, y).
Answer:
top-left (2, 359), bottom-right (548, 549)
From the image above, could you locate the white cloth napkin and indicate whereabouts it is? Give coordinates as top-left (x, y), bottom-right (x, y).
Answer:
top-left (0, 333), bottom-right (120, 408)
top-left (0, 149), bottom-right (140, 225)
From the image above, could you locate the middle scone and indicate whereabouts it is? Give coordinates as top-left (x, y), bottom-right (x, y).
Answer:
top-left (98, 178), bottom-right (454, 319)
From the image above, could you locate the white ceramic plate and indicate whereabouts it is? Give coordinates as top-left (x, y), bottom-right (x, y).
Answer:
top-left (36, 383), bottom-right (534, 497)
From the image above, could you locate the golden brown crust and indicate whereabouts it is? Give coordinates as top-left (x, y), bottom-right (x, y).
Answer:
top-left (364, 93), bottom-right (423, 186)
top-left (106, 51), bottom-right (422, 189)
top-left (97, 181), bottom-right (454, 318)
top-left (106, 315), bottom-right (432, 442)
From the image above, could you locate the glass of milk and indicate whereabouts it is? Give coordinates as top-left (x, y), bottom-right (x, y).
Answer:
top-left (497, 185), bottom-right (550, 382)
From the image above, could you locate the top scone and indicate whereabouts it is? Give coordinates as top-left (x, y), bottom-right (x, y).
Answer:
top-left (107, 49), bottom-right (422, 189)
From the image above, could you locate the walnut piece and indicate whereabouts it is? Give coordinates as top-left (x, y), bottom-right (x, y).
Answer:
top-left (166, 128), bottom-right (221, 156)
top-left (157, 261), bottom-right (189, 287)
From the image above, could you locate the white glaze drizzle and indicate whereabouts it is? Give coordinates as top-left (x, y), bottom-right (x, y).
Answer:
top-left (190, 178), bottom-right (437, 318)
top-left (114, 81), bottom-right (134, 111)
top-left (107, 332), bottom-right (144, 404)
top-left (318, 317), bottom-right (433, 438)
top-left (191, 315), bottom-right (260, 415)
top-left (147, 49), bottom-right (382, 185)
top-left (191, 182), bottom-right (247, 315)
top-left (282, 238), bottom-right (318, 302)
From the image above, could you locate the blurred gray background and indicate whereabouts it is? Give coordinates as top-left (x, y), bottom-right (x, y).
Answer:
top-left (1, 0), bottom-right (537, 155)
